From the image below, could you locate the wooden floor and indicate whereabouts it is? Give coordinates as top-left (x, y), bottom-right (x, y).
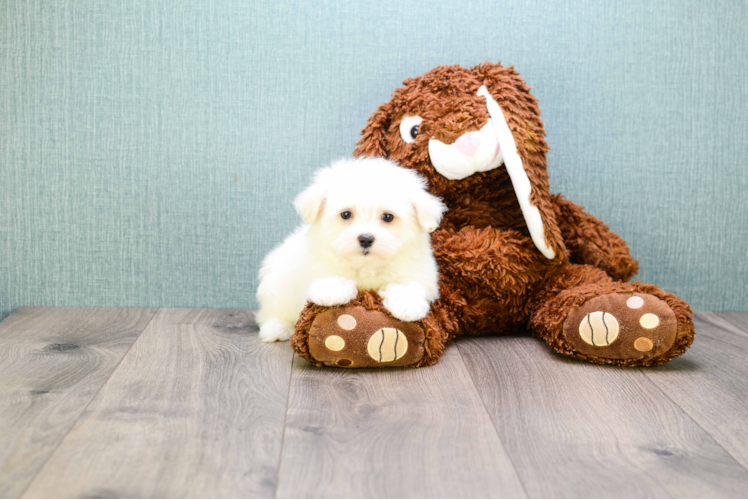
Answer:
top-left (1, 308), bottom-right (748, 498)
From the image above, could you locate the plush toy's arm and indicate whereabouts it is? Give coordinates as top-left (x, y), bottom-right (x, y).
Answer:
top-left (551, 194), bottom-right (639, 282)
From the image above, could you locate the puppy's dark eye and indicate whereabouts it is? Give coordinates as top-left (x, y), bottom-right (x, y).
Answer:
top-left (340, 211), bottom-right (352, 220)
top-left (382, 213), bottom-right (394, 223)
top-left (410, 125), bottom-right (419, 139)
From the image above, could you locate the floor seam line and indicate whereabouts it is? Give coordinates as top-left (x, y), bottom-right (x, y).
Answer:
top-left (700, 311), bottom-right (748, 339)
top-left (17, 307), bottom-right (160, 498)
top-left (455, 340), bottom-right (531, 499)
top-left (273, 349), bottom-right (296, 499)
top-left (639, 365), bottom-right (748, 477)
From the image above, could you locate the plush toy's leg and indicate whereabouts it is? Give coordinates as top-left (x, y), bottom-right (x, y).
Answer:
top-left (291, 290), bottom-right (450, 368)
top-left (529, 264), bottom-right (694, 366)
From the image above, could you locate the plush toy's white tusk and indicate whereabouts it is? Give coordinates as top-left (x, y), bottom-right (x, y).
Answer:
top-left (477, 85), bottom-right (555, 260)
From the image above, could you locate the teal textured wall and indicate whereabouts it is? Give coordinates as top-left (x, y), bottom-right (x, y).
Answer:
top-left (1, 0), bottom-right (747, 320)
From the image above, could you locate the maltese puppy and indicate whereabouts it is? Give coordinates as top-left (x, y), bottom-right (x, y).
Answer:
top-left (256, 157), bottom-right (447, 342)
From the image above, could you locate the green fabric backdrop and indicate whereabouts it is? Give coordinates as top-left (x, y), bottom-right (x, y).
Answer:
top-left (1, 0), bottom-right (746, 320)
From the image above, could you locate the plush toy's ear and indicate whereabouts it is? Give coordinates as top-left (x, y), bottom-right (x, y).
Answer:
top-left (412, 190), bottom-right (447, 233)
top-left (353, 101), bottom-right (393, 158)
top-left (472, 62), bottom-right (564, 260)
top-left (293, 180), bottom-right (327, 224)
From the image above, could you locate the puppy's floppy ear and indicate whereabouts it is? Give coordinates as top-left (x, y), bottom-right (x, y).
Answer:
top-left (412, 190), bottom-right (447, 233)
top-left (294, 180), bottom-right (327, 224)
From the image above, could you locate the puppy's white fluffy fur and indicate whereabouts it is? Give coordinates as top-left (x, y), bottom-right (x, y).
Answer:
top-left (256, 157), bottom-right (446, 342)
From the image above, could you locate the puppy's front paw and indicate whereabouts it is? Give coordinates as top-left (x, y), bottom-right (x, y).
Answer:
top-left (380, 283), bottom-right (431, 322)
top-left (259, 318), bottom-right (294, 342)
top-left (306, 277), bottom-right (359, 307)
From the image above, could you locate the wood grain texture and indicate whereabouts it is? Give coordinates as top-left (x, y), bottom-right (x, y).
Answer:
top-left (643, 312), bottom-right (748, 470)
top-left (276, 346), bottom-right (526, 499)
top-left (717, 311), bottom-right (748, 335)
top-left (5, 308), bottom-right (748, 498)
top-left (457, 334), bottom-right (748, 498)
top-left (0, 307), bottom-right (156, 499)
top-left (22, 308), bottom-right (293, 499)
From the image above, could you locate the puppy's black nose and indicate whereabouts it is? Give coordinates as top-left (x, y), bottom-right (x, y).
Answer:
top-left (358, 234), bottom-right (375, 248)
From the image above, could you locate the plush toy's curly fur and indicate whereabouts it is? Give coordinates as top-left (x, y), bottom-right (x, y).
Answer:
top-left (291, 63), bottom-right (695, 368)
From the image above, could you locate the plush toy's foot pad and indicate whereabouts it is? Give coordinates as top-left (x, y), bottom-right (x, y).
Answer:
top-left (306, 306), bottom-right (426, 368)
top-left (563, 293), bottom-right (677, 360)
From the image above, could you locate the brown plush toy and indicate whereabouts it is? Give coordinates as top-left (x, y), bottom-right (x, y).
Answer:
top-left (291, 63), bottom-right (695, 368)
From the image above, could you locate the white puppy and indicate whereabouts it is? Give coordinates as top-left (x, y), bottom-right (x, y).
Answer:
top-left (256, 157), bottom-right (447, 342)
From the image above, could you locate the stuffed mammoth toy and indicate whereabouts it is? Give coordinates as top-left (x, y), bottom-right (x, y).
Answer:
top-left (291, 63), bottom-right (694, 368)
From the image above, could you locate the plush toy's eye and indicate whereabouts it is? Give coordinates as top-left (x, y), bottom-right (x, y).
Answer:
top-left (382, 213), bottom-right (394, 223)
top-left (340, 211), bottom-right (352, 220)
top-left (399, 115), bottom-right (423, 144)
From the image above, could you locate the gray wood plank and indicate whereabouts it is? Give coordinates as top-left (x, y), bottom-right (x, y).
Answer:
top-left (458, 334), bottom-right (748, 498)
top-left (642, 311), bottom-right (748, 471)
top-left (22, 308), bottom-right (293, 499)
top-left (276, 346), bottom-right (526, 499)
top-left (716, 311), bottom-right (748, 336)
top-left (0, 307), bottom-right (156, 499)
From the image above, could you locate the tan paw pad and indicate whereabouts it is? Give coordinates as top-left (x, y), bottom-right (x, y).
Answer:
top-left (578, 311), bottom-right (620, 346)
top-left (324, 335), bottom-right (345, 351)
top-left (627, 296), bottom-right (644, 309)
top-left (337, 314), bottom-right (357, 330)
top-left (367, 328), bottom-right (407, 363)
top-left (634, 337), bottom-right (654, 352)
top-left (639, 313), bottom-right (660, 329)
